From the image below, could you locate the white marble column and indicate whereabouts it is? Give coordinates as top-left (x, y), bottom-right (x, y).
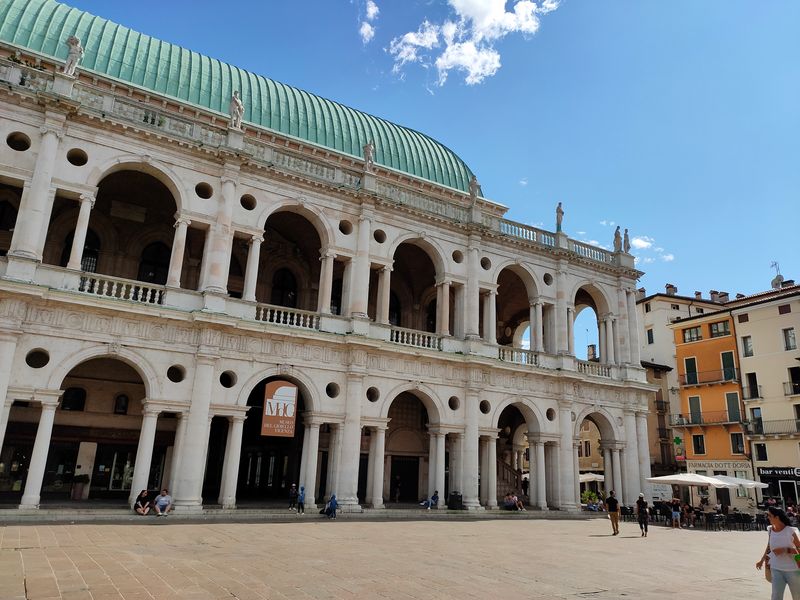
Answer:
top-left (626, 290), bottom-right (642, 365)
top-left (338, 374), bottom-right (364, 507)
top-left (453, 284), bottom-right (465, 339)
top-left (428, 433), bottom-right (437, 498)
top-left (326, 425), bottom-right (339, 499)
top-left (603, 446), bottom-right (613, 496)
top-left (598, 319), bottom-right (607, 363)
top-left (605, 317), bottom-right (616, 365)
top-left (376, 265), bottom-right (392, 324)
top-left (558, 405), bottom-right (577, 511)
top-left (465, 236), bottom-right (480, 339)
top-left (437, 280), bottom-right (451, 336)
top-left (349, 215), bottom-right (371, 317)
top-left (478, 437), bottom-right (488, 506)
top-left (572, 441), bottom-right (581, 506)
top-left (166, 216), bottom-right (191, 288)
top-left (486, 435), bottom-right (498, 508)
top-left (452, 433), bottom-right (464, 494)
top-left (434, 431), bottom-right (446, 507)
top-left (0, 333), bottom-right (19, 453)
top-left (174, 355), bottom-right (216, 510)
top-left (483, 291), bottom-right (497, 344)
top-left (303, 422), bottom-right (321, 507)
top-left (65, 193), bottom-right (96, 271)
top-left (168, 413), bottom-right (187, 494)
top-left (241, 235), bottom-right (263, 302)
top-left (318, 250), bottom-right (336, 313)
top-left (462, 391), bottom-right (480, 508)
top-left (19, 401), bottom-right (58, 509)
top-left (555, 264), bottom-right (568, 354)
top-left (611, 448), bottom-right (623, 499)
top-left (623, 411), bottom-right (641, 504)
top-left (369, 426), bottom-right (387, 508)
top-left (534, 301), bottom-right (544, 352)
top-left (567, 306), bottom-right (575, 355)
top-left (218, 415), bottom-right (245, 508)
top-left (617, 287), bottom-right (631, 364)
top-left (8, 122), bottom-right (62, 260)
top-left (535, 441), bottom-right (547, 509)
top-left (128, 406), bottom-right (160, 506)
top-left (612, 318), bottom-right (620, 366)
top-left (200, 173), bottom-right (235, 294)
top-left (636, 412), bottom-right (652, 498)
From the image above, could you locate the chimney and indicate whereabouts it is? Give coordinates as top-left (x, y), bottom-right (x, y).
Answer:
top-left (718, 291), bottom-right (729, 303)
top-left (782, 279), bottom-right (795, 288)
top-left (710, 290), bottom-right (720, 303)
top-left (587, 344), bottom-right (597, 361)
top-left (665, 283), bottom-right (678, 296)
top-left (636, 287), bottom-right (646, 301)
top-left (735, 293), bottom-right (746, 299)
top-left (694, 291), bottom-right (703, 300)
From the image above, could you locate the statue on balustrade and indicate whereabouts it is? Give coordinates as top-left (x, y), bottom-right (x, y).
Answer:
top-left (623, 228), bottom-right (631, 254)
top-left (62, 36), bottom-right (84, 77)
top-left (556, 202), bottom-right (564, 232)
top-left (229, 91), bottom-right (244, 129)
top-left (363, 140), bottom-right (375, 171)
top-left (613, 226), bottom-right (622, 252)
top-left (469, 175), bottom-right (480, 202)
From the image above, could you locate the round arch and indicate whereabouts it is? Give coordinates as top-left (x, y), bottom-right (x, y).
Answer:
top-left (573, 405), bottom-right (621, 441)
top-left (235, 366), bottom-right (320, 413)
top-left (257, 198), bottom-right (334, 251)
top-left (0, 188), bottom-right (21, 211)
top-left (379, 381), bottom-right (443, 425)
top-left (47, 345), bottom-right (160, 400)
top-left (569, 280), bottom-right (613, 315)
top-left (86, 155), bottom-right (185, 213)
top-left (386, 233), bottom-right (447, 277)
top-left (493, 260), bottom-right (540, 300)
top-left (490, 396), bottom-right (545, 433)
top-left (125, 226), bottom-right (176, 262)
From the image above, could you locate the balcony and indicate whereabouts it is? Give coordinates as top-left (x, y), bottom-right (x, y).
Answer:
top-left (679, 368), bottom-right (739, 386)
top-left (784, 382), bottom-right (800, 396)
top-left (498, 347), bottom-right (538, 366)
top-left (744, 419), bottom-right (800, 436)
top-left (742, 385), bottom-right (762, 400)
top-left (655, 400), bottom-right (669, 413)
top-left (670, 411), bottom-right (744, 426)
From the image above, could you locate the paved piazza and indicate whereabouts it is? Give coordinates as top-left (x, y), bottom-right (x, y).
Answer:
top-left (0, 518), bottom-right (767, 600)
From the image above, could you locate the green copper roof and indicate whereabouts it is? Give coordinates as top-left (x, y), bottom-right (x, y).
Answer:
top-left (0, 0), bottom-right (478, 193)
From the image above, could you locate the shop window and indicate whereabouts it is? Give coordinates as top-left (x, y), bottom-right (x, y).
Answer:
top-left (61, 387), bottom-right (86, 411)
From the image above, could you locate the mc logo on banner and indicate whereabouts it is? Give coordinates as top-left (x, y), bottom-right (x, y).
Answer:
top-left (261, 381), bottom-right (298, 437)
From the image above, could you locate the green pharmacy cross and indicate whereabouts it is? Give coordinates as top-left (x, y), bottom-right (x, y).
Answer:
top-left (673, 437), bottom-right (683, 446)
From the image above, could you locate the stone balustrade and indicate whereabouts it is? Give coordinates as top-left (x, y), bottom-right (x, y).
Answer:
top-left (74, 274), bottom-right (165, 305)
top-left (255, 303), bottom-right (320, 330)
top-left (389, 326), bottom-right (442, 350)
top-left (575, 359), bottom-right (612, 378)
top-left (498, 346), bottom-right (539, 366)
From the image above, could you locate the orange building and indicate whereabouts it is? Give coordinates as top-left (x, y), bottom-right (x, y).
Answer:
top-left (669, 311), bottom-right (754, 510)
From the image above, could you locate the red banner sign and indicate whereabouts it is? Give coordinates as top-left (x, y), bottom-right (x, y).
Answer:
top-left (261, 381), bottom-right (298, 437)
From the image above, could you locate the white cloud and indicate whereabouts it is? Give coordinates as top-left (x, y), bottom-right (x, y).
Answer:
top-left (630, 235), bottom-right (654, 250)
top-left (360, 21), bottom-right (375, 43)
top-left (389, 0), bottom-right (558, 85)
top-left (366, 0), bottom-right (380, 21)
top-left (519, 177), bottom-right (528, 186)
top-left (661, 253), bottom-right (675, 262)
top-left (576, 231), bottom-right (586, 235)
top-left (599, 220), bottom-right (615, 226)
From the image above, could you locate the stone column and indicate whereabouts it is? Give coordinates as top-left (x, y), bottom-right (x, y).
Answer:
top-left (462, 391), bottom-right (480, 509)
top-left (612, 318), bottom-right (620, 366)
top-left (626, 290), bottom-right (642, 365)
top-left (453, 285), bottom-right (465, 339)
top-left (168, 413), bottom-right (187, 494)
top-left (598, 319), bottom-right (607, 363)
top-left (8, 122), bottom-right (62, 261)
top-left (218, 415), bottom-right (245, 508)
top-left (465, 235), bottom-right (480, 339)
top-left (452, 432), bottom-right (464, 494)
top-left (165, 216), bottom-right (191, 288)
top-left (623, 411), bottom-right (641, 504)
top-left (241, 235), bottom-right (263, 302)
top-left (567, 306), bottom-right (575, 355)
top-left (483, 291), bottom-right (497, 344)
top-left (349, 215), bottom-right (371, 317)
top-left (437, 280), bottom-right (451, 336)
top-left (434, 431), bottom-right (446, 507)
top-left (603, 446), bottom-right (613, 495)
top-left (555, 263), bottom-right (568, 354)
top-left (611, 449), bottom-right (623, 500)
top-left (636, 411), bottom-right (652, 498)
top-left (535, 441), bottom-right (547, 509)
top-left (202, 173), bottom-right (236, 293)
top-left (128, 406), bottom-right (160, 506)
top-left (427, 433), bottom-right (436, 498)
top-left (317, 249), bottom-right (336, 313)
top-left (606, 317), bottom-right (616, 365)
top-left (486, 435), bottom-right (497, 508)
top-left (370, 425), bottom-right (386, 508)
top-left (174, 355), bottom-right (216, 510)
top-left (0, 333), bottom-right (19, 453)
top-left (572, 441), bottom-right (581, 506)
top-left (19, 401), bottom-right (58, 509)
top-left (534, 301), bottom-right (544, 352)
top-left (303, 421), bottom-right (321, 507)
top-left (338, 374), bottom-right (364, 508)
top-left (326, 425), bottom-right (339, 498)
top-left (376, 265), bottom-right (392, 324)
top-left (65, 193), bottom-right (96, 271)
top-left (617, 287), bottom-right (631, 364)
top-left (558, 405), bottom-right (577, 511)
top-left (478, 437), bottom-right (488, 506)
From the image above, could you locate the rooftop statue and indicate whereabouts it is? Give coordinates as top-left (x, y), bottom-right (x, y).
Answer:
top-left (62, 36), bottom-right (84, 77)
top-left (363, 140), bottom-right (375, 171)
top-left (556, 202), bottom-right (564, 232)
top-left (469, 175), bottom-right (480, 202)
top-left (229, 91), bottom-right (244, 129)
top-left (623, 228), bottom-right (631, 254)
top-left (613, 226), bottom-right (622, 252)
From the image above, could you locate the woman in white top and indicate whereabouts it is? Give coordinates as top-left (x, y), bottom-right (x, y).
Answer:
top-left (756, 507), bottom-right (800, 600)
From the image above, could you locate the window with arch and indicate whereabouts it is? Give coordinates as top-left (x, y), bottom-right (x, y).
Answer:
top-left (137, 242), bottom-right (171, 284)
top-left (60, 387), bottom-right (87, 411)
top-left (60, 229), bottom-right (101, 273)
top-left (271, 268), bottom-right (298, 308)
top-left (389, 291), bottom-right (401, 326)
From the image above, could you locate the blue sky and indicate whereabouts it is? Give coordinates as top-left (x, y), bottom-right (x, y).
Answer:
top-left (64, 0), bottom-right (800, 354)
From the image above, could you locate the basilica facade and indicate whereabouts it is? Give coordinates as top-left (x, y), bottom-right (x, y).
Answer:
top-left (0, 0), bottom-right (652, 512)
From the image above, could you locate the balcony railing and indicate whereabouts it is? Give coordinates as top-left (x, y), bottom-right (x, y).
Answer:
top-left (679, 368), bottom-right (739, 386)
top-left (744, 419), bottom-right (800, 436)
top-left (389, 326), bottom-right (442, 350)
top-left (255, 304), bottom-right (320, 330)
top-left (655, 400), bottom-right (669, 412)
top-left (576, 360), bottom-right (611, 378)
top-left (670, 411), bottom-right (743, 426)
top-left (76, 274), bottom-right (165, 305)
top-left (498, 347), bottom-right (539, 366)
top-left (784, 382), bottom-right (800, 396)
top-left (742, 385), bottom-right (762, 400)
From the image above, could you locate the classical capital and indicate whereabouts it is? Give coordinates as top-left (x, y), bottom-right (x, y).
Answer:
top-left (173, 215), bottom-right (192, 228)
top-left (78, 193), bottom-right (95, 208)
top-left (250, 234), bottom-right (264, 245)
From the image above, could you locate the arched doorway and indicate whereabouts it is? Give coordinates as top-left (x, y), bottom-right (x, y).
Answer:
top-left (573, 284), bottom-right (612, 361)
top-left (386, 241), bottom-right (440, 332)
top-left (577, 412), bottom-right (619, 504)
top-left (384, 391), bottom-right (435, 504)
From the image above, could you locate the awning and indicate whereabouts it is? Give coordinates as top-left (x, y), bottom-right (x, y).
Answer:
top-left (579, 473), bottom-right (605, 483)
top-left (646, 473), bottom-right (739, 489)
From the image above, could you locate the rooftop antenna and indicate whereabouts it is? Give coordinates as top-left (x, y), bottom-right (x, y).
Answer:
top-left (771, 261), bottom-right (781, 276)
top-left (770, 261), bottom-right (784, 290)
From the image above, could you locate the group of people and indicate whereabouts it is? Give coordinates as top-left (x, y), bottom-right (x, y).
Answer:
top-left (133, 489), bottom-right (173, 516)
top-left (502, 492), bottom-right (526, 511)
top-left (603, 490), bottom-right (650, 537)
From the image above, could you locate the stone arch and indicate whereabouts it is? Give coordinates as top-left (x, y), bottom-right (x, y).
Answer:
top-left (47, 344), bottom-right (160, 400)
top-left (86, 155), bottom-right (185, 213)
top-left (257, 198), bottom-right (334, 251)
top-left (387, 233), bottom-right (447, 277)
top-left (490, 396), bottom-right (545, 434)
top-left (45, 205), bottom-right (117, 264)
top-left (570, 280), bottom-right (613, 316)
top-left (0, 188), bottom-right (21, 210)
top-left (573, 405), bottom-right (622, 441)
top-left (493, 260), bottom-right (541, 299)
top-left (125, 226), bottom-right (176, 262)
top-left (234, 366), bottom-right (320, 413)
top-left (379, 381), bottom-right (443, 425)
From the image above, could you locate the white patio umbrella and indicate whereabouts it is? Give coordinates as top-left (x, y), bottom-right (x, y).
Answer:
top-left (646, 473), bottom-right (738, 488)
top-left (712, 475), bottom-right (768, 489)
top-left (579, 473), bottom-right (605, 483)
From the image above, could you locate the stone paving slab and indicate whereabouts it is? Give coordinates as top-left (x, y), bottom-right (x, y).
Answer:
top-left (0, 519), bottom-right (768, 599)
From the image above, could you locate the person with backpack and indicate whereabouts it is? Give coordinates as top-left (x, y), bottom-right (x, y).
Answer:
top-left (297, 485), bottom-right (305, 515)
top-left (636, 493), bottom-right (649, 537)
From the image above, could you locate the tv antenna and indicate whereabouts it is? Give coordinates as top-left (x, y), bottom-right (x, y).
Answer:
top-left (770, 261), bottom-right (781, 276)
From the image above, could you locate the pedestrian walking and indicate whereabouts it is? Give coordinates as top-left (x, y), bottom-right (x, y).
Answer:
top-left (605, 490), bottom-right (620, 535)
top-left (670, 497), bottom-right (682, 529)
top-left (324, 494), bottom-right (338, 519)
top-left (755, 507), bottom-right (800, 600)
top-left (288, 483), bottom-right (298, 511)
top-left (636, 493), bottom-right (649, 537)
top-left (297, 485), bottom-right (305, 515)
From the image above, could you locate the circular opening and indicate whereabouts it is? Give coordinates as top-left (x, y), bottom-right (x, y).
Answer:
top-left (452, 250), bottom-right (464, 264)
top-left (326, 382), bottom-right (340, 398)
top-left (66, 148), bottom-right (88, 166)
top-left (543, 273), bottom-right (553, 286)
top-left (546, 408), bottom-right (556, 421)
top-left (448, 396), bottom-right (460, 411)
top-left (373, 229), bottom-right (386, 244)
top-left (338, 220), bottom-right (353, 235)
top-left (240, 194), bottom-right (256, 211)
top-left (25, 349), bottom-right (49, 368)
top-left (6, 132), bottom-right (31, 152)
top-left (195, 182), bottom-right (213, 199)
top-left (219, 371), bottom-right (237, 388)
top-left (480, 257), bottom-right (491, 271)
top-left (479, 400), bottom-right (491, 414)
top-left (167, 365), bottom-right (186, 383)
top-left (366, 386), bottom-right (380, 402)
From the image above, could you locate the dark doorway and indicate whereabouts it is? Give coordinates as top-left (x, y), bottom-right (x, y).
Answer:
top-left (357, 453), bottom-right (368, 502)
top-left (202, 417), bottom-right (230, 502)
top-left (391, 456), bottom-right (419, 502)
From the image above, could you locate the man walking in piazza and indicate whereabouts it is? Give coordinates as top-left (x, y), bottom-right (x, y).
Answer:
top-left (605, 490), bottom-right (620, 535)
